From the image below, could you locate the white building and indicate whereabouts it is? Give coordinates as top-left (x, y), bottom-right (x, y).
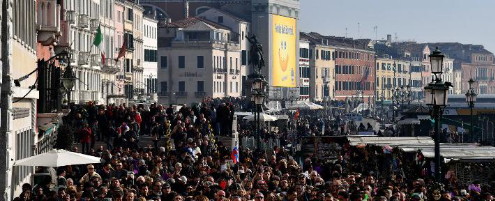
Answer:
top-left (0, 0), bottom-right (38, 199)
top-left (442, 58), bottom-right (455, 94)
top-left (298, 40), bottom-right (310, 99)
top-left (157, 17), bottom-right (242, 105)
top-left (196, 8), bottom-right (250, 95)
top-left (143, 16), bottom-right (158, 102)
top-left (454, 69), bottom-right (463, 94)
top-left (58, 0), bottom-right (103, 104)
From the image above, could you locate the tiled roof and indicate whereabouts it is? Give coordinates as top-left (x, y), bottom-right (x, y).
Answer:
top-left (169, 17), bottom-right (231, 30)
top-left (300, 32), bottom-right (373, 51)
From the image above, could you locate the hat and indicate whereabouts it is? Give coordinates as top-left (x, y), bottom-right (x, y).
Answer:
top-left (163, 183), bottom-right (171, 188)
top-left (178, 176), bottom-right (188, 183)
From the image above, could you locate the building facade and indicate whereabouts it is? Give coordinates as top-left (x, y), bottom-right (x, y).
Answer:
top-left (1, 0), bottom-right (39, 199)
top-left (143, 16), bottom-right (158, 102)
top-left (375, 58), bottom-right (411, 101)
top-left (298, 40), bottom-right (310, 99)
top-left (59, 0), bottom-right (104, 104)
top-left (196, 7), bottom-right (250, 96)
top-left (461, 53), bottom-right (495, 94)
top-left (157, 17), bottom-right (242, 105)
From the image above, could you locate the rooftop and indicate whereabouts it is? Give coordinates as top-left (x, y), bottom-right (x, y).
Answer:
top-left (300, 32), bottom-right (373, 51)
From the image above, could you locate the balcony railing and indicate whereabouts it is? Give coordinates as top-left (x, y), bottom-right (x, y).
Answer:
top-left (78, 52), bottom-right (90, 65)
top-left (36, 0), bottom-right (61, 45)
top-left (102, 59), bottom-right (120, 73)
top-left (214, 68), bottom-right (227, 73)
top-left (91, 54), bottom-right (100, 66)
top-left (66, 10), bottom-right (76, 25)
top-left (90, 19), bottom-right (99, 31)
top-left (195, 91), bottom-right (207, 97)
top-left (158, 91), bottom-right (170, 97)
top-left (176, 91), bottom-right (188, 97)
top-left (78, 14), bottom-right (89, 28)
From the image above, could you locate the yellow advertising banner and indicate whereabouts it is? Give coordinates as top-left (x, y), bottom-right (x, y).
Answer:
top-left (271, 15), bottom-right (297, 87)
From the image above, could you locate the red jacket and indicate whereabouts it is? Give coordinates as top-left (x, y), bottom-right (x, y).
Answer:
top-left (79, 127), bottom-right (92, 143)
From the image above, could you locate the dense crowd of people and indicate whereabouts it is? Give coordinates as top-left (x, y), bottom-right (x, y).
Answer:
top-left (13, 100), bottom-right (495, 201)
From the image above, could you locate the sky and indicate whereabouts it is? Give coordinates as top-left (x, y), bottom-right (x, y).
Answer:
top-left (299, 0), bottom-right (495, 53)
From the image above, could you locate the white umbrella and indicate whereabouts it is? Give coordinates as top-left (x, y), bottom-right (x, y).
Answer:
top-left (243, 113), bottom-right (278, 122)
top-left (14, 149), bottom-right (102, 167)
top-left (287, 101), bottom-right (324, 110)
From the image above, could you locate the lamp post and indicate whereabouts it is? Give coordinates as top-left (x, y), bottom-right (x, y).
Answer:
top-left (60, 51), bottom-right (76, 106)
top-left (251, 76), bottom-right (266, 150)
top-left (424, 47), bottom-right (452, 182)
top-left (406, 85), bottom-right (412, 106)
top-left (465, 78), bottom-right (477, 142)
top-left (380, 92), bottom-right (385, 122)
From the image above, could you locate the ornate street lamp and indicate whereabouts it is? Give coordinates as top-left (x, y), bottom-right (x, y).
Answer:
top-left (424, 47), bottom-right (452, 182)
top-left (465, 78), bottom-right (477, 142)
top-left (251, 77), bottom-right (266, 150)
top-left (406, 85), bottom-right (412, 105)
top-left (60, 51), bottom-right (76, 106)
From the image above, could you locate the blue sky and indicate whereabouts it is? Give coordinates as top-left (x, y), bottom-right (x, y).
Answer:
top-left (299, 0), bottom-right (495, 53)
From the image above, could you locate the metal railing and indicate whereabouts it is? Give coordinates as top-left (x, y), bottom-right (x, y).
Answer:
top-left (176, 91), bottom-right (188, 97)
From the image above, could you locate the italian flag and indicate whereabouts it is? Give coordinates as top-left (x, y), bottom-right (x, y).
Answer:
top-left (93, 25), bottom-right (105, 65)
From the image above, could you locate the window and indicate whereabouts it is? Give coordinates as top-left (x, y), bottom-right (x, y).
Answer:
top-left (178, 56), bottom-right (185, 68)
top-left (127, 8), bottom-right (133, 21)
top-left (125, 59), bottom-right (132, 72)
top-left (197, 81), bottom-right (204, 92)
top-left (160, 56), bottom-right (168, 68)
top-left (197, 56), bottom-right (204, 68)
top-left (241, 50), bottom-right (247, 65)
top-left (179, 81), bottom-right (185, 92)
top-left (160, 82), bottom-right (168, 93)
top-left (217, 16), bottom-right (223, 23)
top-left (145, 49), bottom-right (157, 62)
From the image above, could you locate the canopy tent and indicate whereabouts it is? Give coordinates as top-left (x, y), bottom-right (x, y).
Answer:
top-left (347, 136), bottom-right (434, 146)
top-left (287, 101), bottom-right (324, 110)
top-left (397, 118), bottom-right (421, 125)
top-left (352, 103), bottom-right (370, 113)
top-left (243, 113), bottom-right (278, 122)
top-left (396, 144), bottom-right (495, 160)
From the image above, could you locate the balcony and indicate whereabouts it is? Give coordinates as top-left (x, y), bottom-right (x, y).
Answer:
top-left (214, 68), bottom-right (227, 73)
top-left (124, 72), bottom-right (132, 83)
top-left (158, 92), bottom-right (170, 97)
top-left (195, 91), bottom-right (207, 98)
top-left (78, 52), bottom-right (90, 65)
top-left (102, 59), bottom-right (120, 73)
top-left (79, 91), bottom-right (92, 102)
top-left (78, 14), bottom-right (89, 28)
top-left (91, 54), bottom-right (100, 66)
top-left (132, 65), bottom-right (144, 71)
top-left (66, 10), bottom-right (76, 25)
top-left (176, 91), bottom-right (188, 97)
top-left (90, 19), bottom-right (99, 31)
top-left (36, 0), bottom-right (61, 46)
top-left (323, 76), bottom-right (331, 83)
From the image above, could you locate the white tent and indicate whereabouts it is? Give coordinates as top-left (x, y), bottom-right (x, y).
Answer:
top-left (287, 101), bottom-right (324, 110)
top-left (243, 113), bottom-right (278, 122)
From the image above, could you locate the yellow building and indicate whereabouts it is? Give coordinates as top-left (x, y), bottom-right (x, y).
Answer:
top-left (375, 58), bottom-right (410, 101)
top-left (310, 44), bottom-right (336, 101)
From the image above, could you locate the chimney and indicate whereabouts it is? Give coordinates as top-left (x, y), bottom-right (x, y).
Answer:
top-left (387, 34), bottom-right (392, 43)
top-left (184, 0), bottom-right (189, 18)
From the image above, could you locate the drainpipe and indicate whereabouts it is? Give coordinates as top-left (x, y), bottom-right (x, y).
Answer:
top-left (0, 0), bottom-right (13, 200)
